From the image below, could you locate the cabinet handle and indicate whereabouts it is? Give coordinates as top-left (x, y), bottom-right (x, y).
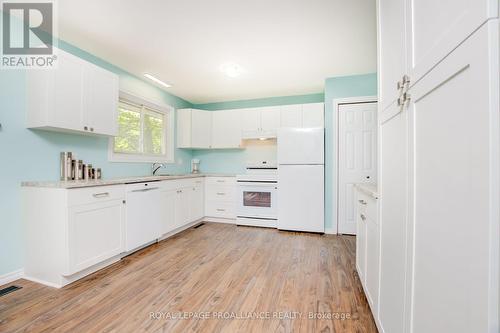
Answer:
top-left (216, 180), bottom-right (225, 183)
top-left (358, 199), bottom-right (367, 205)
top-left (216, 208), bottom-right (226, 212)
top-left (93, 192), bottom-right (109, 198)
top-left (84, 126), bottom-right (88, 131)
top-left (131, 187), bottom-right (159, 192)
top-left (216, 192), bottom-right (225, 195)
top-left (360, 214), bottom-right (366, 221)
top-left (90, 127), bottom-right (94, 132)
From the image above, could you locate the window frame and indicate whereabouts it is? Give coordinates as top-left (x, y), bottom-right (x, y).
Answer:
top-left (108, 91), bottom-right (175, 163)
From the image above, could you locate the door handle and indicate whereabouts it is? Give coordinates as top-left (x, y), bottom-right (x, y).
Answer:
top-left (360, 214), bottom-right (366, 221)
top-left (358, 200), bottom-right (367, 205)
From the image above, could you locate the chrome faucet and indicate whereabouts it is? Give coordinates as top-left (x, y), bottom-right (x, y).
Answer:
top-left (152, 163), bottom-right (166, 175)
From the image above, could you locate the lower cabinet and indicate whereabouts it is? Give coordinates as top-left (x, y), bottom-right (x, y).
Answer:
top-left (67, 199), bottom-right (125, 276)
top-left (355, 186), bottom-right (380, 317)
top-left (204, 176), bottom-right (237, 219)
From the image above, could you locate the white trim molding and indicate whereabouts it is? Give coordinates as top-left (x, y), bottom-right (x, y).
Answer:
top-left (0, 269), bottom-right (24, 287)
top-left (108, 91), bottom-right (176, 164)
top-left (332, 96), bottom-right (377, 235)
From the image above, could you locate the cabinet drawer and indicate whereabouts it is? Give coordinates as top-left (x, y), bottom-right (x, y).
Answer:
top-left (206, 201), bottom-right (236, 218)
top-left (205, 184), bottom-right (236, 202)
top-left (205, 177), bottom-right (236, 186)
top-left (68, 185), bottom-right (126, 207)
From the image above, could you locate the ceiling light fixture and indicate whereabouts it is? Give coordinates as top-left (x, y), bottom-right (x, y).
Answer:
top-left (143, 73), bottom-right (171, 88)
top-left (220, 63), bottom-right (245, 78)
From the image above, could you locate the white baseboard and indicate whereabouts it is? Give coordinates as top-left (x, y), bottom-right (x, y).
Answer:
top-left (204, 217), bottom-right (236, 224)
top-left (0, 269), bottom-right (24, 287)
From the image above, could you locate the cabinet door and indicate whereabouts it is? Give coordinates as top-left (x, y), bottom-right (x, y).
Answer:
top-left (356, 211), bottom-right (367, 283)
top-left (191, 109), bottom-right (212, 148)
top-left (408, 22), bottom-right (495, 333)
top-left (176, 109), bottom-right (192, 148)
top-left (67, 200), bottom-right (124, 275)
top-left (241, 108), bottom-right (261, 133)
top-left (84, 64), bottom-right (119, 136)
top-left (365, 218), bottom-right (379, 314)
top-left (159, 189), bottom-right (177, 236)
top-left (377, 0), bottom-right (407, 112)
top-left (280, 104), bottom-right (302, 128)
top-left (260, 106), bottom-right (281, 132)
top-left (188, 183), bottom-right (204, 222)
top-left (302, 103), bottom-right (324, 128)
top-left (174, 189), bottom-right (190, 229)
top-left (406, 0), bottom-right (497, 83)
top-left (49, 50), bottom-right (85, 132)
top-left (378, 101), bottom-right (409, 333)
top-left (211, 110), bottom-right (242, 148)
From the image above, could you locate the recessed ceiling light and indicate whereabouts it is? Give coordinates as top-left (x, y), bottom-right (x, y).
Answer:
top-left (220, 63), bottom-right (245, 78)
top-left (143, 73), bottom-right (171, 88)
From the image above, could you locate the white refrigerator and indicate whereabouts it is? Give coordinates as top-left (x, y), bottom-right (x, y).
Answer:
top-left (277, 128), bottom-right (325, 233)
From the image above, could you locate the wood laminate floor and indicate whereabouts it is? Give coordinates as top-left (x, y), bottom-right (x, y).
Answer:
top-left (0, 223), bottom-right (377, 333)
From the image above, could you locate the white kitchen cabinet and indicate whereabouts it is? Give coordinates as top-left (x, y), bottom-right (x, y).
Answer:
top-left (174, 187), bottom-right (190, 229)
top-left (125, 182), bottom-right (162, 252)
top-left (188, 179), bottom-right (205, 221)
top-left (377, 0), bottom-right (406, 111)
top-left (365, 215), bottom-right (379, 314)
top-left (356, 206), bottom-right (367, 282)
top-left (191, 109), bottom-right (212, 148)
top-left (407, 21), bottom-right (498, 333)
top-left (280, 104), bottom-right (302, 127)
top-left (23, 185), bottom-right (126, 288)
top-left (302, 103), bottom-right (324, 128)
top-left (159, 188), bottom-right (177, 236)
top-left (205, 176), bottom-right (237, 220)
top-left (84, 64), bottom-right (119, 136)
top-left (260, 106), bottom-right (281, 132)
top-left (405, 0), bottom-right (498, 83)
top-left (26, 48), bottom-right (119, 136)
top-left (176, 108), bottom-right (212, 148)
top-left (241, 108), bottom-right (262, 137)
top-left (241, 107), bottom-right (280, 138)
top-left (211, 110), bottom-right (242, 148)
top-left (67, 199), bottom-right (124, 275)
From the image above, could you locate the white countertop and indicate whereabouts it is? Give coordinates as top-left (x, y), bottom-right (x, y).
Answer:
top-left (354, 183), bottom-right (379, 199)
top-left (21, 173), bottom-right (236, 189)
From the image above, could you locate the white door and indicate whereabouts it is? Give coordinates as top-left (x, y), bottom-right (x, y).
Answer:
top-left (408, 22), bottom-right (495, 333)
top-left (174, 188), bottom-right (189, 229)
top-left (67, 200), bottom-right (124, 275)
top-left (405, 0), bottom-right (497, 84)
top-left (176, 109), bottom-right (192, 148)
top-left (377, 0), bottom-right (407, 112)
top-left (188, 183), bottom-right (205, 222)
top-left (84, 64), bottom-right (119, 136)
top-left (159, 189), bottom-right (177, 236)
top-left (260, 106), bottom-right (281, 135)
top-left (338, 102), bottom-right (377, 235)
top-left (280, 104), bottom-right (302, 128)
top-left (378, 102), bottom-right (409, 333)
top-left (277, 165), bottom-right (324, 232)
top-left (302, 103), bottom-right (324, 128)
top-left (191, 109), bottom-right (212, 148)
top-left (211, 110), bottom-right (242, 148)
top-left (49, 50), bottom-right (85, 132)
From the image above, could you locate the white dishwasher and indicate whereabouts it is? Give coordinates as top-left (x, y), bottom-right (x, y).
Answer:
top-left (125, 181), bottom-right (162, 252)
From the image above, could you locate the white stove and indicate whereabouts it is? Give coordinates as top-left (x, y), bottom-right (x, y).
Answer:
top-left (236, 163), bottom-right (278, 228)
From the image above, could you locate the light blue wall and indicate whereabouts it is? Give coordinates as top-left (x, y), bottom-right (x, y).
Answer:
top-left (0, 18), bottom-right (194, 275)
top-left (324, 73), bottom-right (378, 230)
top-left (194, 93), bottom-right (325, 111)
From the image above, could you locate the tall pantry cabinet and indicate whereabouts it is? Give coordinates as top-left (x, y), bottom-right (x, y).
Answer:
top-left (376, 1), bottom-right (499, 333)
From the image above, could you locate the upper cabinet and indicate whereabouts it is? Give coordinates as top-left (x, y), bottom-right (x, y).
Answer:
top-left (241, 106), bottom-right (280, 139)
top-left (177, 102), bottom-right (324, 149)
top-left (378, 0), bottom-right (498, 112)
top-left (177, 108), bottom-right (213, 149)
top-left (26, 48), bottom-right (119, 136)
top-left (212, 110), bottom-right (242, 149)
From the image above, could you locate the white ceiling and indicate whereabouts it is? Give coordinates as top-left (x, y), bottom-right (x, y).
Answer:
top-left (57, 0), bottom-right (377, 104)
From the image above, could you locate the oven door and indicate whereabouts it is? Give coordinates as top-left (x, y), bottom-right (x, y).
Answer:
top-left (237, 181), bottom-right (278, 219)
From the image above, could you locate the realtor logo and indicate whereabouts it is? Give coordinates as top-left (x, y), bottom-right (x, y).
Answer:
top-left (1, 1), bottom-right (57, 68)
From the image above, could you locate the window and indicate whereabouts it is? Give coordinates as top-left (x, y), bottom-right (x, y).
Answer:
top-left (109, 92), bottom-right (174, 163)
